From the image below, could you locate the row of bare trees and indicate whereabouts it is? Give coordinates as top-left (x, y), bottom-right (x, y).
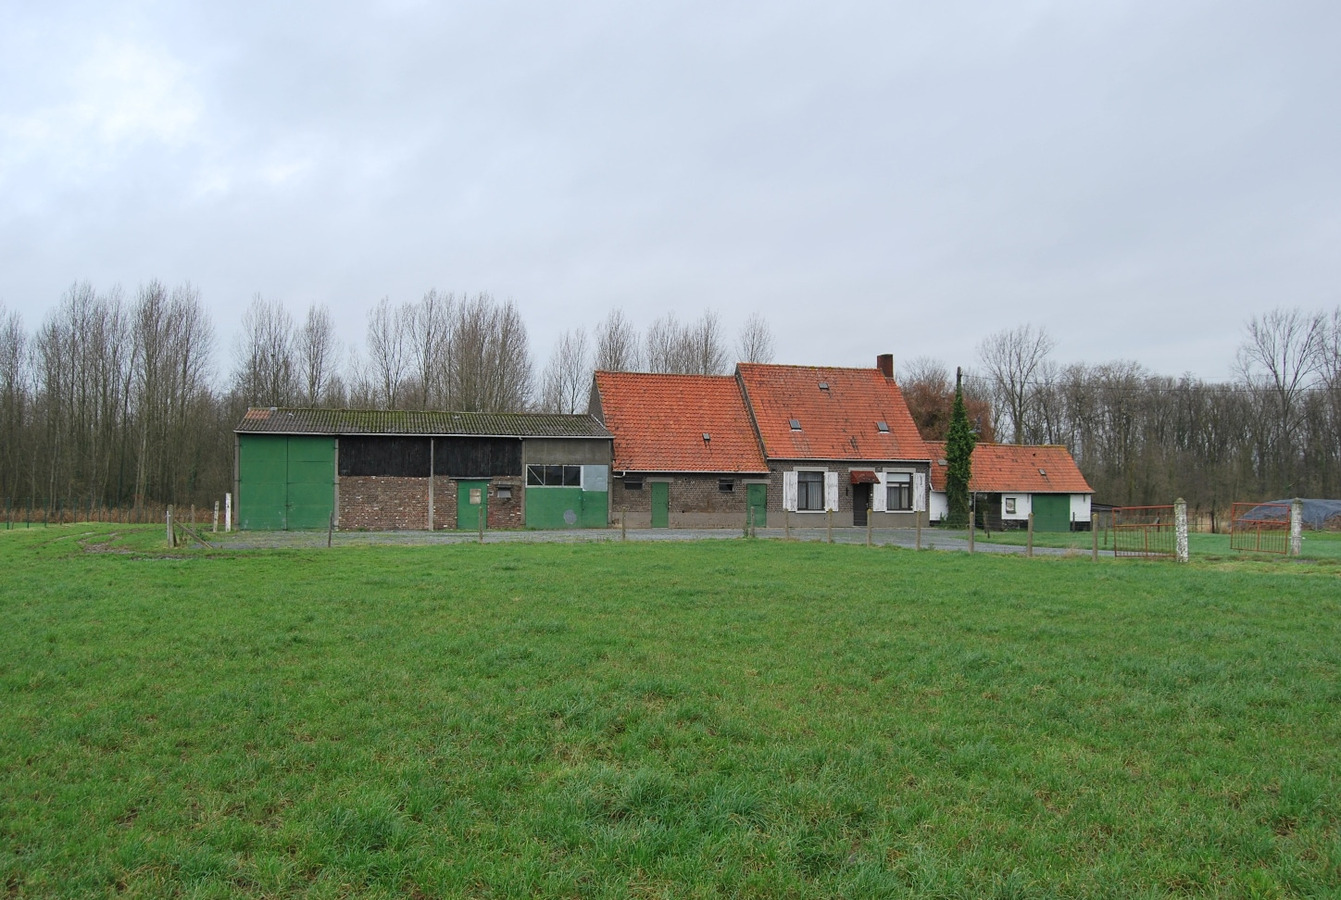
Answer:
top-left (1, 282), bottom-right (225, 515)
top-left (925, 309), bottom-right (1341, 514)
top-left (0, 285), bottom-right (775, 510)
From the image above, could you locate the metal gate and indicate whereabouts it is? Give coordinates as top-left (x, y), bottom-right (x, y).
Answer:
top-left (1230, 502), bottom-right (1290, 554)
top-left (1112, 505), bottom-right (1177, 558)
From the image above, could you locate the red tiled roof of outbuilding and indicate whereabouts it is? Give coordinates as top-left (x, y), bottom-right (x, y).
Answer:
top-left (593, 371), bottom-right (769, 473)
top-left (926, 442), bottom-right (1094, 493)
top-left (736, 363), bottom-right (930, 462)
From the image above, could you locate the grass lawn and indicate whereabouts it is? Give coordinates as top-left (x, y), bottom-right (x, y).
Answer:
top-left (2, 525), bottom-right (1339, 898)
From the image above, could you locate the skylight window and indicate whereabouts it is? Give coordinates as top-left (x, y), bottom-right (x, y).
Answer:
top-left (876, 421), bottom-right (889, 433)
top-left (789, 418), bottom-right (802, 430)
top-left (818, 382), bottom-right (829, 391)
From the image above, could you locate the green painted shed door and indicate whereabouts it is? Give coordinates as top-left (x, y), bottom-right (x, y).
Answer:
top-left (238, 435), bottom-right (334, 531)
top-left (1033, 494), bottom-right (1071, 532)
top-left (458, 481), bottom-right (488, 530)
top-left (747, 483), bottom-right (767, 528)
top-left (286, 437), bottom-right (336, 530)
top-left (650, 482), bottom-right (669, 528)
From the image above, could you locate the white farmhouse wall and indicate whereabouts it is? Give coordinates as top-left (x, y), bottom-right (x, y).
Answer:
top-left (1071, 493), bottom-right (1091, 524)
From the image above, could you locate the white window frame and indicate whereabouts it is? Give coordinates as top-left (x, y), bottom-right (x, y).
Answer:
top-left (784, 468), bottom-right (834, 512)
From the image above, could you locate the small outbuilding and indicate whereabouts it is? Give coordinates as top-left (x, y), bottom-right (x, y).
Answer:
top-left (234, 407), bottom-right (612, 531)
top-left (927, 442), bottom-right (1094, 531)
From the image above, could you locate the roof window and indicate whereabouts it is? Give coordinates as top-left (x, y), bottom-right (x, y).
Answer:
top-left (818, 382), bottom-right (829, 391)
top-left (789, 418), bottom-right (802, 431)
top-left (876, 421), bottom-right (889, 433)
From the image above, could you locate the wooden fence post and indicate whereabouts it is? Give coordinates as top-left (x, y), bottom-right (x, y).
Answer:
top-left (1027, 513), bottom-right (1035, 558)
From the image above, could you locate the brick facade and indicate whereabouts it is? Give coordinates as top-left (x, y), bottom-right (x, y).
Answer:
top-left (764, 461), bottom-right (931, 528)
top-left (338, 475), bottom-right (524, 530)
top-left (610, 473), bottom-right (757, 528)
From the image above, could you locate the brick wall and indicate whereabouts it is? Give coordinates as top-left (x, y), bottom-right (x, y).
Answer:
top-left (610, 473), bottom-right (754, 528)
top-left (339, 475), bottom-right (525, 530)
top-left (339, 476), bottom-right (431, 530)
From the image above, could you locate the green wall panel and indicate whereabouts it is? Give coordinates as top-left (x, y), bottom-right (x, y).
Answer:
top-left (525, 488), bottom-right (608, 529)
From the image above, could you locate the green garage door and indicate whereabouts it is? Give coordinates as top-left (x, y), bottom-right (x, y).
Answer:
top-left (1032, 494), bottom-right (1071, 532)
top-left (238, 435), bottom-right (335, 530)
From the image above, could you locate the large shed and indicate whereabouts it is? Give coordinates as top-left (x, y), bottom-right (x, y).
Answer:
top-left (234, 408), bottom-right (613, 531)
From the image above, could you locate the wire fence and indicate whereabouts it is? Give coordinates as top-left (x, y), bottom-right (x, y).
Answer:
top-left (2, 499), bottom-right (221, 530)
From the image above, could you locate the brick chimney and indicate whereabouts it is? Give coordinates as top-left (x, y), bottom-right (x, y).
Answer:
top-left (876, 354), bottom-right (894, 379)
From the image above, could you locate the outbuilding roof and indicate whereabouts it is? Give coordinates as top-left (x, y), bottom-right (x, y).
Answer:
top-left (927, 442), bottom-right (1093, 494)
top-left (592, 372), bottom-right (769, 473)
top-left (236, 407), bottom-right (611, 439)
top-left (736, 363), bottom-right (929, 462)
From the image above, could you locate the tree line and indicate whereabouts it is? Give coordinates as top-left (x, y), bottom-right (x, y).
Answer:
top-left (901, 309), bottom-right (1341, 520)
top-left (3, 281), bottom-right (1335, 519)
top-left (0, 284), bottom-right (776, 512)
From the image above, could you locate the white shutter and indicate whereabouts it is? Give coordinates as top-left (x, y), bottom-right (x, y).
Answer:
top-left (783, 471), bottom-right (798, 512)
top-left (824, 471), bottom-right (839, 511)
top-left (914, 472), bottom-right (927, 512)
top-left (872, 472), bottom-right (887, 512)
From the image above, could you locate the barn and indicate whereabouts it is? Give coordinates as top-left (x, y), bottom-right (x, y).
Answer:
top-left (926, 442), bottom-right (1094, 531)
top-left (234, 408), bottom-right (612, 531)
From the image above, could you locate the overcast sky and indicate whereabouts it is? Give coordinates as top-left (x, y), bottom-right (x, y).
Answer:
top-left (2, 0), bottom-right (1338, 385)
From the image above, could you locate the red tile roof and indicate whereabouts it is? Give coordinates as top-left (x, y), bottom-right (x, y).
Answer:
top-left (926, 442), bottom-right (1093, 494)
top-left (736, 363), bottom-right (930, 462)
top-left (594, 372), bottom-right (770, 473)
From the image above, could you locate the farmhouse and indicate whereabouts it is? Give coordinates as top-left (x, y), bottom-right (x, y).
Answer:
top-left (592, 372), bottom-right (771, 528)
top-left (591, 355), bottom-right (934, 528)
top-left (234, 407), bottom-right (612, 531)
top-left (926, 442), bottom-right (1093, 531)
top-left (737, 356), bottom-right (933, 527)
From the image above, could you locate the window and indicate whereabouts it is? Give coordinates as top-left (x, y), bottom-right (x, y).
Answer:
top-left (886, 472), bottom-right (913, 511)
top-left (876, 421), bottom-right (889, 433)
top-left (496, 485), bottom-right (513, 500)
top-left (1004, 497), bottom-right (1017, 515)
top-left (527, 464), bottom-right (581, 486)
top-left (718, 478), bottom-right (734, 493)
top-left (625, 476), bottom-right (644, 491)
top-left (789, 418), bottom-right (802, 430)
top-left (797, 471), bottom-right (825, 510)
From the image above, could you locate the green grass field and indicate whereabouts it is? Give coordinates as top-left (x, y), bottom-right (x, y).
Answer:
top-left (3, 526), bottom-right (1339, 898)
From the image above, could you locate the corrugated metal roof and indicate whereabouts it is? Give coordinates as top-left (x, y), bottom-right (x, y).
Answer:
top-left (236, 407), bottom-right (612, 438)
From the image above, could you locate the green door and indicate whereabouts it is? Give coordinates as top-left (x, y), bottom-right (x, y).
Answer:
top-left (458, 481), bottom-right (488, 530)
top-left (1032, 494), bottom-right (1071, 532)
top-left (747, 483), bottom-right (767, 528)
top-left (237, 435), bottom-right (334, 530)
top-left (650, 482), bottom-right (669, 528)
top-left (286, 437), bottom-right (336, 530)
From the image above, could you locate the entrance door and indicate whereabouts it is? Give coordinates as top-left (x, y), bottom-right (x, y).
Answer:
top-left (747, 483), bottom-right (767, 528)
top-left (853, 483), bottom-right (871, 526)
top-left (1033, 494), bottom-right (1071, 532)
top-left (650, 482), bottom-right (669, 528)
top-left (457, 481), bottom-right (488, 530)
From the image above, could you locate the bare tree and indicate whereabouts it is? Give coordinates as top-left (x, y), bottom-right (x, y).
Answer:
top-left (1236, 307), bottom-right (1325, 491)
top-left (296, 303), bottom-right (341, 406)
top-left (902, 356), bottom-right (995, 442)
top-left (449, 294), bottom-right (534, 412)
top-left (366, 296), bottom-right (409, 408)
top-left (539, 328), bottom-right (591, 414)
top-left (405, 289), bottom-right (452, 409)
top-left (645, 310), bottom-right (730, 375)
top-left (232, 295), bottom-right (297, 407)
top-left (736, 312), bottom-right (775, 364)
top-left (685, 309), bottom-right (730, 375)
top-left (977, 324), bottom-right (1055, 444)
top-left (644, 313), bottom-right (682, 374)
top-left (593, 308), bottom-right (640, 372)
top-left (0, 304), bottom-right (32, 502)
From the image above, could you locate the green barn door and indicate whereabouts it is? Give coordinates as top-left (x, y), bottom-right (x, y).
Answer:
top-left (238, 435), bottom-right (333, 530)
top-left (458, 481), bottom-right (488, 530)
top-left (650, 482), bottom-right (669, 528)
top-left (747, 483), bottom-right (767, 528)
top-left (1032, 494), bottom-right (1071, 532)
top-left (286, 437), bottom-right (335, 530)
